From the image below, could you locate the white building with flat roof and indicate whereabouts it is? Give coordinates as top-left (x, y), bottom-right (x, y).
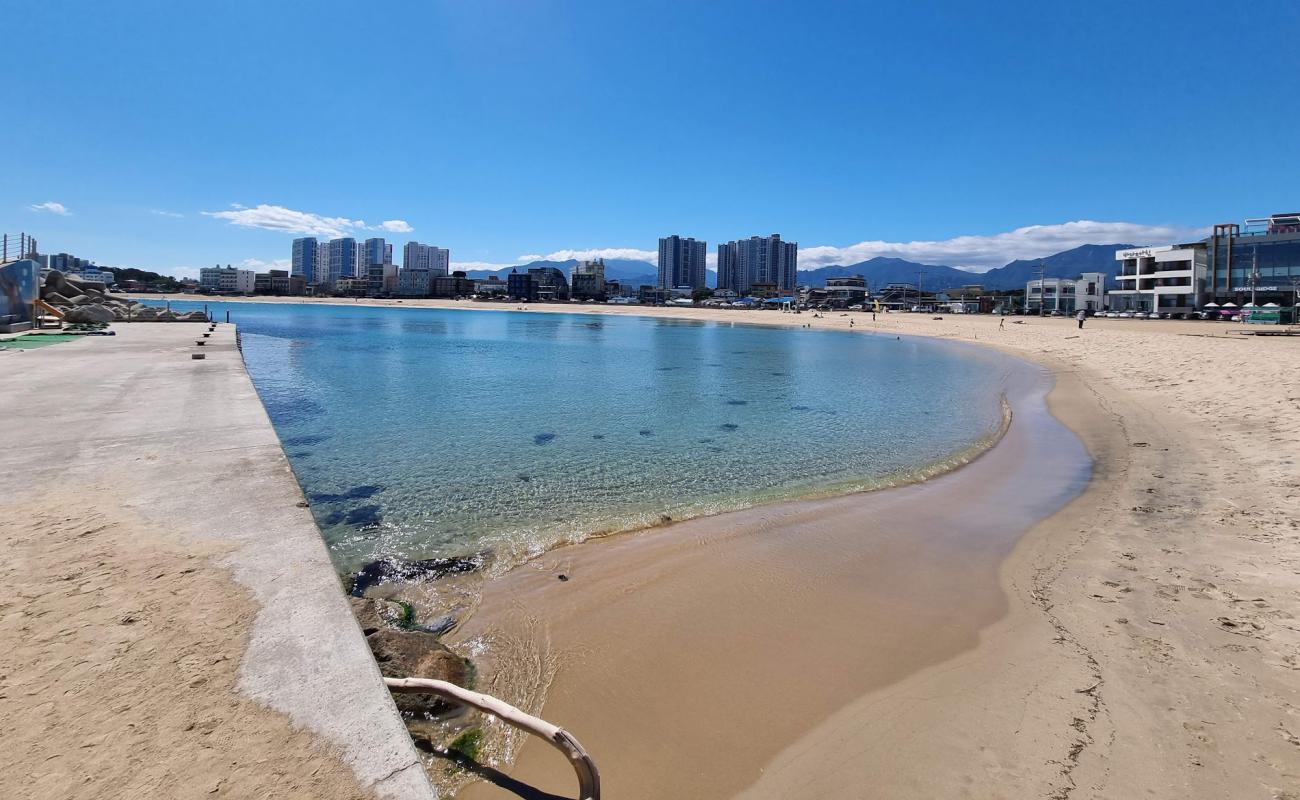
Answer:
top-left (199, 265), bottom-right (256, 294)
top-left (1024, 272), bottom-right (1106, 314)
top-left (1107, 244), bottom-right (1208, 314)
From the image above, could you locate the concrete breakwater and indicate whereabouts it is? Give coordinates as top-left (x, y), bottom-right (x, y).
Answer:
top-left (0, 324), bottom-right (436, 799)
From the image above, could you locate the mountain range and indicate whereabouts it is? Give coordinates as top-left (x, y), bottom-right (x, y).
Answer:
top-left (460, 244), bottom-right (1137, 292)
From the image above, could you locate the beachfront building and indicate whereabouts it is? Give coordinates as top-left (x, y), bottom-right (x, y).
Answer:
top-left (199, 265), bottom-right (256, 294)
top-left (398, 268), bottom-right (432, 297)
top-left (717, 234), bottom-right (798, 294)
top-left (1107, 245), bottom-right (1207, 314)
top-left (507, 269), bottom-right (537, 301)
top-left (657, 235), bottom-right (707, 290)
top-left (1024, 272), bottom-right (1106, 314)
top-left (403, 242), bottom-right (450, 277)
top-left (1206, 213), bottom-right (1300, 306)
top-left (432, 272), bottom-right (475, 298)
top-left (475, 275), bottom-right (509, 297)
top-left (253, 269), bottom-right (306, 296)
top-left (571, 259), bottom-right (607, 301)
top-left (528, 266), bottom-right (569, 301)
top-left (320, 237), bottom-right (361, 287)
top-left (292, 237), bottom-right (319, 283)
top-left (362, 238), bottom-right (397, 296)
top-left (1105, 212), bottom-right (1300, 314)
top-left (825, 275), bottom-right (868, 307)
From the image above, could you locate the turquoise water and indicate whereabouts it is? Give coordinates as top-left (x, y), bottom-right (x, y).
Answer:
top-left (158, 301), bottom-right (1011, 572)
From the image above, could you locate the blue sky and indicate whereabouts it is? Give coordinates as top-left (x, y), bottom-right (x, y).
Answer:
top-left (6, 0), bottom-right (1297, 277)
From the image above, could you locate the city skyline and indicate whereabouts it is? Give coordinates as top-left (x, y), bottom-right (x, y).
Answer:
top-left (7, 1), bottom-right (1298, 278)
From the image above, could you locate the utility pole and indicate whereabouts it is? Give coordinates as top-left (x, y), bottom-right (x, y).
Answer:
top-left (1036, 261), bottom-right (1046, 316)
top-left (1250, 246), bottom-right (1260, 309)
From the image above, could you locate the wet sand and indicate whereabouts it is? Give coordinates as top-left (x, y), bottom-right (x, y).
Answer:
top-left (450, 353), bottom-right (1090, 798)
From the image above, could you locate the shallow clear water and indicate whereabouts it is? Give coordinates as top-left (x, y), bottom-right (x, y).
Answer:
top-left (157, 301), bottom-right (1011, 572)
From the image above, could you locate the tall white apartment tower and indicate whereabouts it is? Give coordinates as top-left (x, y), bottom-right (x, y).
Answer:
top-left (403, 241), bottom-right (450, 277)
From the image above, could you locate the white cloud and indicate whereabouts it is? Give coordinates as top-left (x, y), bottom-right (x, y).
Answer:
top-left (151, 209), bottom-right (184, 218)
top-left (519, 247), bottom-right (658, 264)
top-left (201, 203), bottom-right (414, 238)
top-left (29, 201), bottom-right (70, 215)
top-left (238, 257), bottom-right (291, 271)
top-left (797, 220), bottom-right (1208, 272)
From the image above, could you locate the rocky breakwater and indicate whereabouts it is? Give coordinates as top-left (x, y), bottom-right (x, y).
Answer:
top-left (349, 558), bottom-right (484, 769)
top-left (41, 270), bottom-right (208, 323)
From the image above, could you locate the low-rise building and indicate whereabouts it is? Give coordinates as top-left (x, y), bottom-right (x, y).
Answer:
top-left (527, 266), bottom-right (569, 301)
top-left (1107, 245), bottom-right (1206, 314)
top-left (571, 259), bottom-right (607, 301)
top-left (474, 275), bottom-right (509, 297)
top-left (1025, 272), bottom-right (1106, 314)
top-left (398, 269), bottom-right (432, 297)
top-left (825, 275), bottom-right (867, 307)
top-left (254, 269), bottom-right (306, 296)
top-left (334, 276), bottom-right (371, 297)
top-left (432, 272), bottom-right (475, 298)
top-left (199, 265), bottom-right (256, 294)
top-left (507, 270), bottom-right (537, 301)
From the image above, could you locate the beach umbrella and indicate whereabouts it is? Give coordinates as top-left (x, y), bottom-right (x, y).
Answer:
top-left (1204, 302), bottom-right (1220, 308)
top-left (1243, 302), bottom-right (1257, 307)
top-left (1222, 302), bottom-right (1238, 308)
top-left (1264, 302), bottom-right (1280, 307)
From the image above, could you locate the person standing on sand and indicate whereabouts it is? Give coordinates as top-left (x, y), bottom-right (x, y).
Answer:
top-left (999, 317), bottom-right (1005, 331)
top-left (1076, 309), bottom-right (1086, 329)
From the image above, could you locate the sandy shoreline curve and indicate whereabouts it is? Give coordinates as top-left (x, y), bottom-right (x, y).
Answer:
top-left (135, 295), bottom-right (1300, 798)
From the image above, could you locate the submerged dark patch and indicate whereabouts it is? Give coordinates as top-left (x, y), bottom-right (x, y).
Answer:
top-left (592, 434), bottom-right (605, 440)
top-left (283, 433), bottom-right (331, 447)
top-left (638, 429), bottom-right (654, 437)
top-left (345, 505), bottom-right (383, 527)
top-left (725, 399), bottom-right (748, 406)
top-left (534, 432), bottom-right (557, 445)
top-left (791, 405), bottom-right (812, 411)
top-left (310, 484), bottom-right (386, 504)
top-left (720, 423), bottom-right (739, 431)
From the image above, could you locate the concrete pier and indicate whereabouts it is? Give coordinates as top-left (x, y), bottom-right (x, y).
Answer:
top-left (0, 324), bottom-right (436, 799)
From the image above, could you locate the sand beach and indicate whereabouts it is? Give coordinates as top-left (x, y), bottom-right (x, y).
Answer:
top-left (22, 296), bottom-right (1300, 798)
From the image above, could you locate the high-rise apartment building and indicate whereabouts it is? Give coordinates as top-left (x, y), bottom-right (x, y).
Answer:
top-left (716, 234), bottom-right (798, 294)
top-left (657, 235), bottom-right (707, 289)
top-left (363, 238), bottom-right (396, 296)
top-left (321, 237), bottom-right (360, 286)
top-left (402, 241), bottom-right (450, 277)
top-left (291, 237), bottom-right (319, 283)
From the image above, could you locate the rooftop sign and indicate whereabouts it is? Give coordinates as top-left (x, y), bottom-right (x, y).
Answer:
top-left (1116, 245), bottom-right (1174, 260)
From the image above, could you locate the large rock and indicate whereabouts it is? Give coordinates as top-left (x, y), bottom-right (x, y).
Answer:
top-left (64, 305), bottom-right (116, 323)
top-left (42, 291), bottom-right (72, 306)
top-left (367, 628), bottom-right (470, 717)
top-left (351, 555), bottom-right (481, 597)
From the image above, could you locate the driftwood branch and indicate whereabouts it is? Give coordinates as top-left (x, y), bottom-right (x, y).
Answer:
top-left (385, 676), bottom-right (600, 800)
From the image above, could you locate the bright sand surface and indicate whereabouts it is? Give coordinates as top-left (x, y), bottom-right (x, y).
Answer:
top-left (0, 324), bottom-right (434, 800)
top-left (137, 297), bottom-right (1300, 798)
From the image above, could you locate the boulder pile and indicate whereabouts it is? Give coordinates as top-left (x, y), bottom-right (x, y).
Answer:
top-left (41, 270), bottom-right (208, 323)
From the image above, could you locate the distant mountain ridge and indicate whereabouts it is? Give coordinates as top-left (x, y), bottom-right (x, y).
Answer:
top-left (458, 244), bottom-right (1138, 292)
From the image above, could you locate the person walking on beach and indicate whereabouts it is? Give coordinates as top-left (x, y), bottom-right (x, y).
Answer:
top-left (999, 317), bottom-right (1005, 331)
top-left (1076, 308), bottom-right (1086, 329)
